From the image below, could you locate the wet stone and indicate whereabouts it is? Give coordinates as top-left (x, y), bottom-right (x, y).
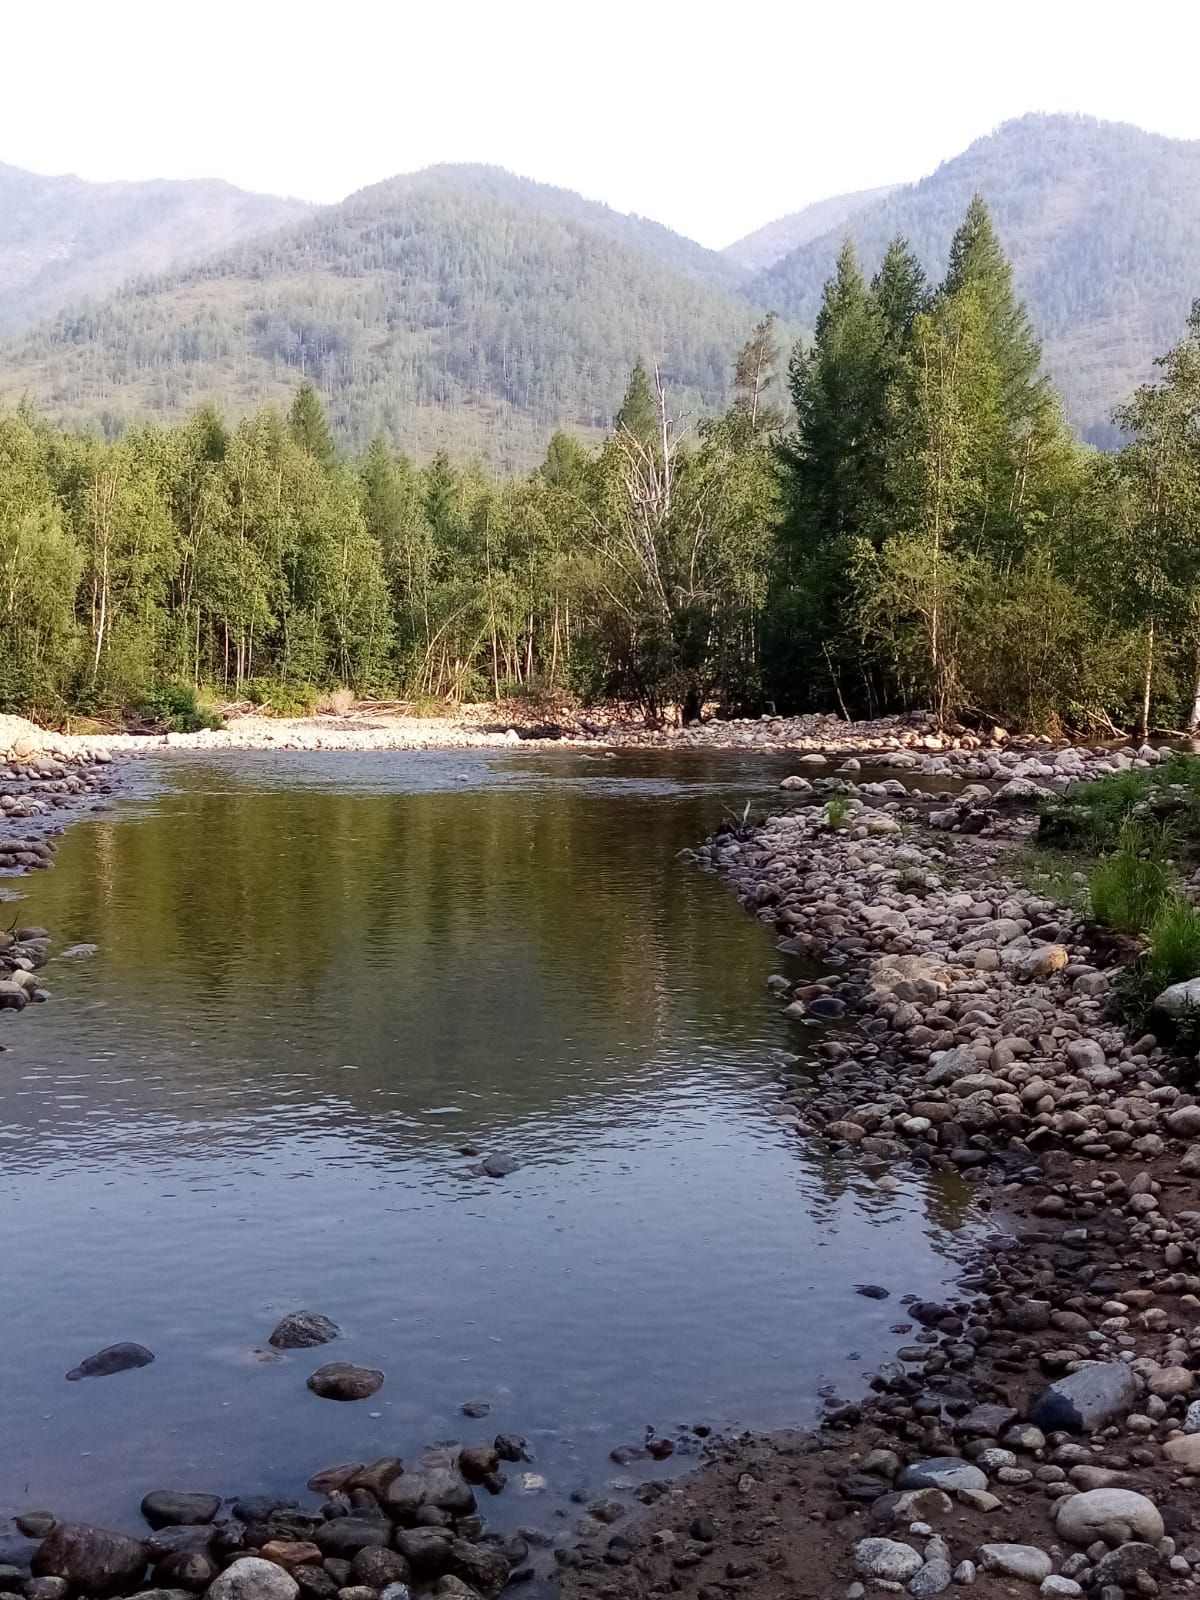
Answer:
top-left (65, 1342), bottom-right (155, 1381)
top-left (140, 1493), bottom-right (222, 1530)
top-left (268, 1312), bottom-right (341, 1350)
top-left (305, 1364), bottom-right (383, 1402)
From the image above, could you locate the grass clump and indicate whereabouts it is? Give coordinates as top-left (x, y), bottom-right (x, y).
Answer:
top-left (824, 796), bottom-right (850, 829)
top-left (1039, 752), bottom-right (1200, 853)
top-left (1088, 822), bottom-right (1175, 934)
top-left (1115, 893), bottom-right (1200, 1028)
top-left (1010, 845), bottom-right (1089, 915)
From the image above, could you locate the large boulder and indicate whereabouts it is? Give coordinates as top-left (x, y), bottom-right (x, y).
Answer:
top-left (32, 1524), bottom-right (148, 1595)
top-left (1055, 1488), bottom-right (1164, 1546)
top-left (1028, 1363), bottom-right (1138, 1432)
top-left (1154, 977), bottom-right (1200, 1017)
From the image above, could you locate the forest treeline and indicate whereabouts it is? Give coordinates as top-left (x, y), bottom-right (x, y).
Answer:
top-left (3, 193), bottom-right (1200, 735)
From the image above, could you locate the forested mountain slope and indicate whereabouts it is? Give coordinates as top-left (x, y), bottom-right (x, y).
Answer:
top-left (0, 165), bottom-right (771, 467)
top-left (750, 114), bottom-right (1200, 442)
top-left (723, 186), bottom-right (899, 271)
top-left (0, 163), bottom-right (311, 330)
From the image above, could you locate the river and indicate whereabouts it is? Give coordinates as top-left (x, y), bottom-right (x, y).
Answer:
top-left (0, 749), bottom-right (977, 1538)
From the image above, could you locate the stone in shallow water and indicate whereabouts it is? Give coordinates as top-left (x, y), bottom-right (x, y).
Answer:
top-left (32, 1523), bottom-right (148, 1595)
top-left (388, 1471), bottom-right (477, 1520)
top-left (268, 1311), bottom-right (340, 1350)
top-left (305, 1362), bottom-right (383, 1401)
top-left (65, 1342), bottom-right (155, 1381)
top-left (140, 1492), bottom-right (221, 1530)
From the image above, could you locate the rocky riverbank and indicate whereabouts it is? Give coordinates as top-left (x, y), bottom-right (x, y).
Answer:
top-left (27, 706), bottom-right (1020, 759)
top-left (558, 742), bottom-right (1200, 1599)
top-left (0, 734), bottom-right (118, 1013)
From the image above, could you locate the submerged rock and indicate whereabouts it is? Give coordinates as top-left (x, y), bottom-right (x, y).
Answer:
top-left (65, 1342), bottom-right (155, 1381)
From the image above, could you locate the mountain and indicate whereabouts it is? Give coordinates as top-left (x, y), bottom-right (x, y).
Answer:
top-left (0, 163), bottom-right (312, 331)
top-left (750, 113), bottom-right (1200, 444)
top-left (0, 164), bottom-right (773, 468)
top-left (723, 186), bottom-right (899, 272)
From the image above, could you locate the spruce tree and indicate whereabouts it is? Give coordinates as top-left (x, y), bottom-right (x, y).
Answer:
top-left (615, 360), bottom-right (660, 449)
top-left (288, 381), bottom-right (336, 467)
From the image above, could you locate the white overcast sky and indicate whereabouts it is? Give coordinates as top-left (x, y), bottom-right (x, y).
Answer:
top-left (6, 0), bottom-right (1200, 247)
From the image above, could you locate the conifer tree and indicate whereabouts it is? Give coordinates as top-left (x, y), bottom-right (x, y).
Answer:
top-left (615, 360), bottom-right (661, 450)
top-left (288, 382), bottom-right (336, 467)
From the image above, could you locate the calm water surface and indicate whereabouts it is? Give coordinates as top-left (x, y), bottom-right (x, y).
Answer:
top-left (0, 750), bottom-right (976, 1534)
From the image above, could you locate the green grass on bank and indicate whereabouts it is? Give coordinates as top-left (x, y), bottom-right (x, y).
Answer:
top-left (1026, 755), bottom-right (1200, 1024)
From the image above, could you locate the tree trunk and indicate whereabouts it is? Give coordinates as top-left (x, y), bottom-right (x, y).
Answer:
top-left (1139, 616), bottom-right (1155, 740)
top-left (1190, 639), bottom-right (1200, 734)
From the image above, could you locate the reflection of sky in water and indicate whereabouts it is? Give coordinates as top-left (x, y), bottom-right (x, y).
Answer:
top-left (0, 750), bottom-right (978, 1533)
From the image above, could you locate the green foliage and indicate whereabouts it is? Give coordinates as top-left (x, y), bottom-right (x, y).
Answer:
top-left (1039, 755), bottom-right (1200, 853)
top-left (244, 679), bottom-right (322, 716)
top-left (1009, 845), bottom-right (1089, 915)
top-left (1115, 894), bottom-right (1200, 1027)
top-left (824, 795), bottom-right (850, 828)
top-left (1088, 823), bottom-right (1175, 934)
top-left (138, 682), bottom-right (224, 733)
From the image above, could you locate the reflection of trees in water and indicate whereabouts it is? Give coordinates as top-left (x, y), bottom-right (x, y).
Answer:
top-left (11, 772), bottom-right (791, 1151)
top-left (785, 1143), bottom-right (979, 1258)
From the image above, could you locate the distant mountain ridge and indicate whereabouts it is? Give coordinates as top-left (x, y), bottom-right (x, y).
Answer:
top-left (0, 164), bottom-right (775, 467)
top-left (748, 113), bottom-right (1200, 442)
top-left (7, 116), bottom-right (1200, 455)
top-left (723, 185), bottom-right (900, 271)
top-left (0, 162), bottom-right (312, 330)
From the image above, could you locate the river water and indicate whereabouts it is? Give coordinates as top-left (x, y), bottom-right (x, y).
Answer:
top-left (0, 749), bottom-right (975, 1537)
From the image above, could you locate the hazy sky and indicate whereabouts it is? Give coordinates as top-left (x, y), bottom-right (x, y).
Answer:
top-left (7, 0), bottom-right (1200, 247)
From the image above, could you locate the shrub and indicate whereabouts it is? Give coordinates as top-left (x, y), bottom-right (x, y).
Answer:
top-left (1088, 823), bottom-right (1175, 934)
top-left (317, 687), bottom-right (356, 716)
top-left (137, 682), bottom-right (223, 734)
top-left (244, 679), bottom-right (320, 717)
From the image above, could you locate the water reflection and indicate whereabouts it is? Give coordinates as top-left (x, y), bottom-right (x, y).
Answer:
top-left (0, 751), bottom-right (976, 1533)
